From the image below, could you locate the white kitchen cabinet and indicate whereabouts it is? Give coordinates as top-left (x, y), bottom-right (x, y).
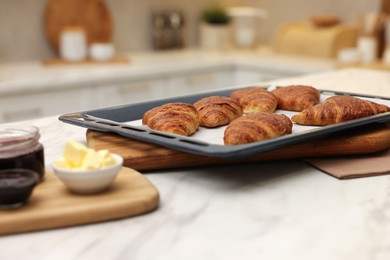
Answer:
top-left (0, 57), bottom-right (314, 123)
top-left (95, 79), bottom-right (166, 107)
top-left (166, 68), bottom-right (235, 97)
top-left (0, 88), bottom-right (93, 123)
top-left (94, 69), bottom-right (235, 109)
top-left (233, 68), bottom-right (298, 86)
top-left (95, 69), bottom-right (235, 107)
top-left (0, 67), bottom-right (296, 123)
top-left (0, 67), bottom-right (301, 123)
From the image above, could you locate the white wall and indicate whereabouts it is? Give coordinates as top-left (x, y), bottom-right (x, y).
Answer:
top-left (0, 0), bottom-right (381, 62)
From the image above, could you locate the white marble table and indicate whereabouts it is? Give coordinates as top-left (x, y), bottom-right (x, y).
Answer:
top-left (1, 68), bottom-right (390, 260)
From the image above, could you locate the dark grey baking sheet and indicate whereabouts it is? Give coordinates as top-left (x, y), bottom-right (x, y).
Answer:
top-left (59, 87), bottom-right (390, 159)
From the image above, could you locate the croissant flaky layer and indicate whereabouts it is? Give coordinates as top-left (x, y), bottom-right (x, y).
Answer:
top-left (272, 85), bottom-right (320, 111)
top-left (224, 112), bottom-right (293, 145)
top-left (142, 102), bottom-right (199, 136)
top-left (292, 95), bottom-right (390, 126)
top-left (230, 87), bottom-right (278, 114)
top-left (194, 96), bottom-right (243, 128)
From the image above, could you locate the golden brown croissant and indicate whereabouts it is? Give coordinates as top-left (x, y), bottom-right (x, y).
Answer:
top-left (230, 87), bottom-right (278, 114)
top-left (142, 102), bottom-right (199, 136)
top-left (292, 95), bottom-right (390, 126)
top-left (193, 96), bottom-right (243, 128)
top-left (271, 85), bottom-right (320, 111)
top-left (224, 113), bottom-right (293, 145)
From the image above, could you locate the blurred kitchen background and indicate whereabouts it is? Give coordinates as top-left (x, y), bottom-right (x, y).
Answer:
top-left (0, 0), bottom-right (380, 62)
top-left (1, 0), bottom-right (389, 123)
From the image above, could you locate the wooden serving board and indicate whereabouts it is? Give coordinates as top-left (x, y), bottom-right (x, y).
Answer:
top-left (45, 0), bottom-right (112, 52)
top-left (0, 167), bottom-right (159, 236)
top-left (87, 124), bottom-right (390, 171)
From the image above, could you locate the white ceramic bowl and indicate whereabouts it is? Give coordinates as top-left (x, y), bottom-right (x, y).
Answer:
top-left (52, 154), bottom-right (123, 194)
top-left (89, 43), bottom-right (115, 61)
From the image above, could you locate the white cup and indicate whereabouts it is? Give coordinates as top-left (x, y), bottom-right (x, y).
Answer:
top-left (383, 48), bottom-right (390, 65)
top-left (89, 43), bottom-right (115, 61)
top-left (337, 48), bottom-right (361, 64)
top-left (357, 36), bottom-right (378, 64)
top-left (60, 27), bottom-right (87, 62)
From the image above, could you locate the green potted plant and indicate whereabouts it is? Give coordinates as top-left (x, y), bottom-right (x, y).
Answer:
top-left (200, 3), bottom-right (231, 49)
top-left (201, 4), bottom-right (230, 25)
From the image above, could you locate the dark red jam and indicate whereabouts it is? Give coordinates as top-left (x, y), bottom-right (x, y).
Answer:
top-left (0, 169), bottom-right (39, 209)
top-left (0, 126), bottom-right (45, 180)
top-left (0, 145), bottom-right (44, 179)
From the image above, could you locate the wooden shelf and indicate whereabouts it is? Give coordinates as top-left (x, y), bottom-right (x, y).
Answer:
top-left (42, 55), bottom-right (130, 66)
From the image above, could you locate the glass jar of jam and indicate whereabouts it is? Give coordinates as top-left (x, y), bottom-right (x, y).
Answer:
top-left (0, 125), bottom-right (45, 180)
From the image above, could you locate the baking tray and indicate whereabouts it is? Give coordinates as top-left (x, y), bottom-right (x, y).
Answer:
top-left (59, 86), bottom-right (390, 159)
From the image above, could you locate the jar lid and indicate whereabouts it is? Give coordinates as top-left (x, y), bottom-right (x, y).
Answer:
top-left (0, 126), bottom-right (40, 155)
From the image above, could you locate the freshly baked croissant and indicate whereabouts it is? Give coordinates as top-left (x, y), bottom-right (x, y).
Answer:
top-left (142, 102), bottom-right (199, 136)
top-left (193, 96), bottom-right (243, 128)
top-left (292, 95), bottom-right (390, 126)
top-left (271, 85), bottom-right (320, 111)
top-left (224, 113), bottom-right (293, 145)
top-left (230, 87), bottom-right (278, 114)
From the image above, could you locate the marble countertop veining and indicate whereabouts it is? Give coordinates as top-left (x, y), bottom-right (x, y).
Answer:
top-left (1, 68), bottom-right (390, 260)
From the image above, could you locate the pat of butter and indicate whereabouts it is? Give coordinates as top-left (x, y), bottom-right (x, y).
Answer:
top-left (56, 140), bottom-right (116, 170)
top-left (80, 148), bottom-right (101, 170)
top-left (63, 140), bottom-right (88, 167)
top-left (98, 149), bottom-right (116, 167)
top-left (54, 157), bottom-right (73, 169)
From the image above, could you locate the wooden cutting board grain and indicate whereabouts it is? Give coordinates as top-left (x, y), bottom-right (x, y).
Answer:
top-left (86, 124), bottom-right (390, 171)
top-left (0, 167), bottom-right (159, 236)
top-left (45, 0), bottom-right (113, 52)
